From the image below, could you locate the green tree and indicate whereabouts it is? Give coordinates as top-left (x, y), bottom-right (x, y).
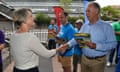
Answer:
top-left (60, 0), bottom-right (72, 13)
top-left (35, 13), bottom-right (50, 27)
top-left (101, 6), bottom-right (119, 19)
top-left (68, 16), bottom-right (84, 25)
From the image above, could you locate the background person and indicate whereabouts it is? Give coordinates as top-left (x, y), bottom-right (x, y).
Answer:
top-left (56, 12), bottom-right (76, 72)
top-left (72, 19), bottom-right (83, 72)
top-left (113, 17), bottom-right (120, 72)
top-left (48, 18), bottom-right (58, 50)
top-left (0, 30), bottom-right (5, 72)
top-left (107, 17), bottom-right (120, 67)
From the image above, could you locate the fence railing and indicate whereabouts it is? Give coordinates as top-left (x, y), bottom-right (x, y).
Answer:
top-left (4, 31), bottom-right (48, 43)
top-left (32, 31), bottom-right (48, 43)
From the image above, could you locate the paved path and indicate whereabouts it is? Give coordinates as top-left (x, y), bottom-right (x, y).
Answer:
top-left (3, 55), bottom-right (116, 72)
top-left (4, 56), bottom-right (63, 72)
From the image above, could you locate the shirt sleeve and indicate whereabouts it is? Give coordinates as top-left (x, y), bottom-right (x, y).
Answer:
top-left (67, 38), bottom-right (78, 48)
top-left (55, 25), bottom-right (58, 33)
top-left (57, 29), bottom-right (64, 38)
top-left (67, 26), bottom-right (80, 48)
top-left (111, 23), bottom-right (116, 30)
top-left (96, 24), bottom-right (117, 52)
top-left (67, 27), bottom-right (76, 40)
top-left (48, 25), bottom-right (52, 30)
top-left (0, 30), bottom-right (5, 44)
top-left (29, 35), bottom-right (56, 58)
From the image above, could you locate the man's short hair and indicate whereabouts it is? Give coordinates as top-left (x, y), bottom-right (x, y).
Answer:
top-left (89, 2), bottom-right (101, 13)
top-left (63, 12), bottom-right (68, 17)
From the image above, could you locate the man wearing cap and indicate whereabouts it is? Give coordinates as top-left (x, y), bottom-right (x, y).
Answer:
top-left (72, 19), bottom-right (83, 72)
top-left (74, 19), bottom-right (83, 31)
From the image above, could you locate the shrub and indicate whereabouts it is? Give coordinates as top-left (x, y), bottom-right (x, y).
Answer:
top-left (101, 15), bottom-right (112, 21)
top-left (68, 16), bottom-right (84, 25)
top-left (35, 13), bottom-right (50, 27)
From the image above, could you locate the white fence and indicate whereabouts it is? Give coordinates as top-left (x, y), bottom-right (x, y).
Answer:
top-left (4, 31), bottom-right (48, 43)
top-left (32, 31), bottom-right (48, 43)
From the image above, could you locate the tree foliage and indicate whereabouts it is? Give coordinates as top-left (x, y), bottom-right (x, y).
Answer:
top-left (35, 13), bottom-right (84, 27)
top-left (68, 16), bottom-right (84, 25)
top-left (60, 0), bottom-right (72, 13)
top-left (35, 13), bottom-right (50, 27)
top-left (101, 6), bottom-right (119, 19)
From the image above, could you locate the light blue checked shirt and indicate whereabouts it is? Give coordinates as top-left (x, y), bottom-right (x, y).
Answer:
top-left (67, 19), bottom-right (117, 57)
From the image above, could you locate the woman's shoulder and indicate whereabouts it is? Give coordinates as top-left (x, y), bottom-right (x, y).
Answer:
top-left (27, 33), bottom-right (37, 38)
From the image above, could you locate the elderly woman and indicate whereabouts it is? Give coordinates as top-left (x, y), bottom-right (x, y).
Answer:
top-left (10, 8), bottom-right (60, 72)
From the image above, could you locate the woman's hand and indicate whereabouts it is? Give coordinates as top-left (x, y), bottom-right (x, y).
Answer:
top-left (56, 44), bottom-right (69, 54)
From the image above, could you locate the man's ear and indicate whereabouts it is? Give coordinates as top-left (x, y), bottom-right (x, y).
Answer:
top-left (95, 9), bottom-right (99, 15)
top-left (66, 16), bottom-right (69, 19)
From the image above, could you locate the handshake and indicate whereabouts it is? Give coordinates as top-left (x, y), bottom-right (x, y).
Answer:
top-left (54, 37), bottom-right (69, 54)
top-left (55, 41), bottom-right (96, 54)
top-left (55, 43), bottom-right (69, 54)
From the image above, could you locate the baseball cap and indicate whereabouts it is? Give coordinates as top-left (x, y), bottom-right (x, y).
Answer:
top-left (75, 19), bottom-right (83, 24)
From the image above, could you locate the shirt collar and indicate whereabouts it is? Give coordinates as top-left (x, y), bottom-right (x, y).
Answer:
top-left (63, 22), bottom-right (70, 26)
top-left (88, 19), bottom-right (102, 25)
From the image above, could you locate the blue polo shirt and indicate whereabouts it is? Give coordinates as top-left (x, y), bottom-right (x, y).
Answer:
top-left (0, 30), bottom-right (5, 63)
top-left (57, 23), bottom-right (75, 56)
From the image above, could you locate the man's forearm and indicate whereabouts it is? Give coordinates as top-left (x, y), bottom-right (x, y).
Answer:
top-left (60, 43), bottom-right (69, 49)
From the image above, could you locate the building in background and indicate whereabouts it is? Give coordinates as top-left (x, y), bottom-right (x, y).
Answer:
top-left (2, 0), bottom-right (84, 17)
top-left (0, 2), bottom-right (14, 31)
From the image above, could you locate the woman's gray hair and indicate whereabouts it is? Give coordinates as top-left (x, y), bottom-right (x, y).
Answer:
top-left (13, 8), bottom-right (32, 28)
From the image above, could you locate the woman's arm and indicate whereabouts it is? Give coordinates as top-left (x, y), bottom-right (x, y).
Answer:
top-left (29, 35), bottom-right (57, 58)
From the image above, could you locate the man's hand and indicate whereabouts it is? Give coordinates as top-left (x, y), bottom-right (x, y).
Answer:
top-left (60, 44), bottom-right (69, 49)
top-left (85, 41), bottom-right (96, 49)
top-left (52, 32), bottom-right (57, 37)
top-left (56, 44), bottom-right (69, 54)
top-left (56, 47), bottom-right (66, 54)
top-left (55, 37), bottom-right (67, 44)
